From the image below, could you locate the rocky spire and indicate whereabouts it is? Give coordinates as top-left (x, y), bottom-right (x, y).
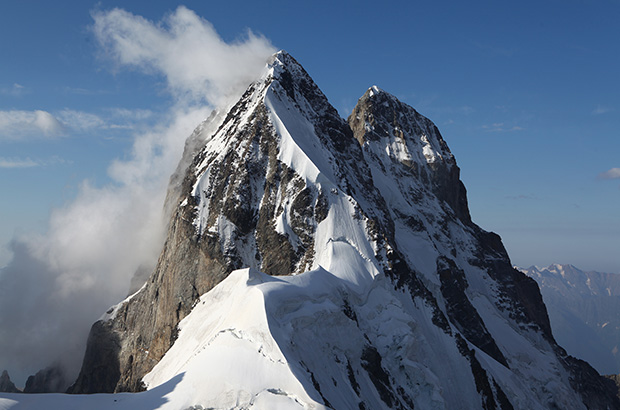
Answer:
top-left (0, 370), bottom-right (19, 393)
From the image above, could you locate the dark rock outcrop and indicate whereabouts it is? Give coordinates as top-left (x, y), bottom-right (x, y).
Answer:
top-left (22, 364), bottom-right (69, 393)
top-left (605, 374), bottom-right (620, 400)
top-left (0, 370), bottom-right (19, 393)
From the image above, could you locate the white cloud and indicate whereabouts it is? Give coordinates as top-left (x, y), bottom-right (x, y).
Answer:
top-left (58, 108), bottom-right (157, 133)
top-left (598, 167), bottom-right (620, 179)
top-left (107, 107), bottom-right (153, 121)
top-left (0, 108), bottom-right (158, 142)
top-left (91, 6), bottom-right (275, 107)
top-left (0, 110), bottom-right (66, 140)
top-left (0, 6), bottom-right (275, 385)
top-left (58, 110), bottom-right (106, 131)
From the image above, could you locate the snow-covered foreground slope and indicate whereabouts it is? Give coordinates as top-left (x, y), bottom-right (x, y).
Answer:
top-left (5, 51), bottom-right (617, 409)
top-left (143, 268), bottom-right (330, 409)
top-left (0, 379), bottom-right (180, 410)
top-left (142, 266), bottom-right (573, 410)
top-left (521, 264), bottom-right (620, 375)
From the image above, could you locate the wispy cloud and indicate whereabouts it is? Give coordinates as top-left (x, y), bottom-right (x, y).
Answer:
top-left (0, 83), bottom-right (29, 97)
top-left (107, 107), bottom-right (153, 121)
top-left (0, 108), bottom-right (158, 141)
top-left (0, 110), bottom-right (66, 140)
top-left (592, 105), bottom-right (613, 115)
top-left (0, 158), bottom-right (39, 169)
top-left (58, 110), bottom-right (106, 131)
top-left (0, 156), bottom-right (69, 169)
top-left (598, 167), bottom-right (620, 179)
top-left (482, 122), bottom-right (524, 132)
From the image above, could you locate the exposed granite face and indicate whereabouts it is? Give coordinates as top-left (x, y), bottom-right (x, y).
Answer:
top-left (0, 370), bottom-right (20, 393)
top-left (69, 198), bottom-right (229, 393)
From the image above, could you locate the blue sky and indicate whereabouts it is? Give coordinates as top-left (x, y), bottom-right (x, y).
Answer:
top-left (1, 0), bottom-right (619, 274)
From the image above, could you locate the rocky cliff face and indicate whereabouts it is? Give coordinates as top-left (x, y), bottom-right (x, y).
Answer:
top-left (69, 51), bottom-right (619, 409)
top-left (23, 365), bottom-right (69, 393)
top-left (0, 370), bottom-right (19, 393)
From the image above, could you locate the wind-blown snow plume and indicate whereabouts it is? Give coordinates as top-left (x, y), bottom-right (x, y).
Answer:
top-left (0, 6), bottom-right (275, 387)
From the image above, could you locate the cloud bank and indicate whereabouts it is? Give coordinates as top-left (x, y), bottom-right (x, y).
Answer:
top-left (0, 6), bottom-right (275, 386)
top-left (92, 6), bottom-right (275, 107)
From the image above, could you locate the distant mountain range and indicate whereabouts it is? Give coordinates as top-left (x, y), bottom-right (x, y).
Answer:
top-left (520, 264), bottom-right (620, 375)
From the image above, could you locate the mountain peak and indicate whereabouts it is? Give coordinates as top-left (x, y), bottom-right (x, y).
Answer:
top-left (265, 50), bottom-right (311, 85)
top-left (349, 83), bottom-right (452, 165)
top-left (365, 85), bottom-right (399, 101)
top-left (349, 86), bottom-right (471, 223)
top-left (64, 51), bottom-right (619, 409)
top-left (267, 49), bottom-right (295, 66)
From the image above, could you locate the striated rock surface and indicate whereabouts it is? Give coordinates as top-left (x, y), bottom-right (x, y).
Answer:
top-left (69, 51), bottom-right (620, 409)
